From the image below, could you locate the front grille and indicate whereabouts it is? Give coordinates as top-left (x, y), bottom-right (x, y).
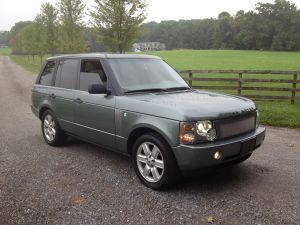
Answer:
top-left (216, 113), bottom-right (256, 140)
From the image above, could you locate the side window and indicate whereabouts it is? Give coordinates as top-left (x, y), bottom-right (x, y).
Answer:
top-left (55, 59), bottom-right (79, 89)
top-left (79, 60), bottom-right (107, 91)
top-left (39, 61), bottom-right (56, 86)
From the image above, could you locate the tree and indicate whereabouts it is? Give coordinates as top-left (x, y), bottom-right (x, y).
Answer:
top-left (34, 15), bottom-right (47, 63)
top-left (57, 0), bottom-right (87, 53)
top-left (0, 31), bottom-right (10, 46)
top-left (9, 21), bottom-right (32, 53)
top-left (91, 0), bottom-right (146, 53)
top-left (213, 12), bottom-right (234, 49)
top-left (18, 24), bottom-right (36, 56)
top-left (40, 2), bottom-right (58, 55)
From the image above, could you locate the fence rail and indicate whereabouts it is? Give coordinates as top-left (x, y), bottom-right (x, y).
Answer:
top-left (179, 70), bottom-right (299, 104)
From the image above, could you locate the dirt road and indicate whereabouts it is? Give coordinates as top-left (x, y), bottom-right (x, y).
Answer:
top-left (0, 56), bottom-right (299, 225)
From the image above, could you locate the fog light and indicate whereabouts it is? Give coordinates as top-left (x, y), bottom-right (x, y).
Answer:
top-left (214, 151), bottom-right (222, 160)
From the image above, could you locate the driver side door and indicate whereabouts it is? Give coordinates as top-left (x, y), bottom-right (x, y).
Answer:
top-left (72, 59), bottom-right (116, 149)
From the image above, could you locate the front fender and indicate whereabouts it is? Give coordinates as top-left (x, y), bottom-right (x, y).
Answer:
top-left (116, 109), bottom-right (180, 147)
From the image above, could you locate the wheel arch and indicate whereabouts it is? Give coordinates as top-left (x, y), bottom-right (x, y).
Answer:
top-left (39, 105), bottom-right (53, 120)
top-left (126, 125), bottom-right (173, 156)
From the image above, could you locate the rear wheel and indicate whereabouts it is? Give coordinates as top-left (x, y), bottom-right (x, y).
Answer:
top-left (41, 110), bottom-right (67, 146)
top-left (132, 133), bottom-right (179, 190)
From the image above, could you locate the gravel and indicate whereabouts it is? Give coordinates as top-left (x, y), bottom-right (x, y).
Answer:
top-left (0, 56), bottom-right (299, 225)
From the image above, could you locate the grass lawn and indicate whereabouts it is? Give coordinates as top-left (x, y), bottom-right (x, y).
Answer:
top-left (145, 49), bottom-right (300, 70)
top-left (6, 49), bottom-right (300, 128)
top-left (10, 55), bottom-right (44, 74)
top-left (0, 47), bottom-right (12, 56)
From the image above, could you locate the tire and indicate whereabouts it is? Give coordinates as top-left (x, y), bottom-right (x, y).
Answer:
top-left (41, 110), bottom-right (67, 146)
top-left (131, 132), bottom-right (179, 190)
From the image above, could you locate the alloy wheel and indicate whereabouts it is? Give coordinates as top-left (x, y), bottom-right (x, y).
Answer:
top-left (136, 142), bottom-right (165, 183)
top-left (43, 114), bottom-right (56, 142)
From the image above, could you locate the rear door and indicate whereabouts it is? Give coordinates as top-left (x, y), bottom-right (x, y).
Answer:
top-left (51, 58), bottom-right (80, 134)
top-left (72, 59), bottom-right (116, 149)
top-left (32, 60), bottom-right (57, 113)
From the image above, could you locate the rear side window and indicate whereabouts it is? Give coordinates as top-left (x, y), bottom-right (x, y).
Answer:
top-left (39, 61), bottom-right (56, 86)
top-left (79, 60), bottom-right (107, 91)
top-left (55, 59), bottom-right (79, 89)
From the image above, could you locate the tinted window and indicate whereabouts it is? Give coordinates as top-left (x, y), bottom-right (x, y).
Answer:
top-left (79, 60), bottom-right (107, 91)
top-left (39, 61), bottom-right (56, 86)
top-left (55, 59), bottom-right (79, 89)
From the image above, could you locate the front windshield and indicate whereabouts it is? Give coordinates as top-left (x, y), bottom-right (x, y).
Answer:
top-left (107, 58), bottom-right (188, 92)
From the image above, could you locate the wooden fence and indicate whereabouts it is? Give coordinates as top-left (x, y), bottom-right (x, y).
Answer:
top-left (179, 70), bottom-right (300, 104)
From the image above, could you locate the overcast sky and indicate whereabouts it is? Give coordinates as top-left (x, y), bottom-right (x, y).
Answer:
top-left (0, 0), bottom-right (300, 31)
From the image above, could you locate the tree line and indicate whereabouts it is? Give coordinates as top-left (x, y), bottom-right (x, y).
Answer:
top-left (0, 0), bottom-right (299, 58)
top-left (6, 0), bottom-right (146, 61)
top-left (138, 0), bottom-right (300, 51)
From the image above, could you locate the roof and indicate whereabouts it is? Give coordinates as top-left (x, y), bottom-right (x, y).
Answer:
top-left (47, 53), bottom-right (161, 60)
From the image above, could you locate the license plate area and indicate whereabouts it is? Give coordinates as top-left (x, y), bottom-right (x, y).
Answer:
top-left (240, 138), bottom-right (256, 155)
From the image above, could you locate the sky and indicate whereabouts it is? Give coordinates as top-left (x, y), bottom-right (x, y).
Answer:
top-left (0, 0), bottom-right (300, 31)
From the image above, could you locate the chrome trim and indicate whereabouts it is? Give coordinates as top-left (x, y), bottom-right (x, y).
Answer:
top-left (59, 118), bottom-right (126, 139)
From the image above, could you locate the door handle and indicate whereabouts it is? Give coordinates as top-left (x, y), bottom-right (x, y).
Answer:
top-left (74, 98), bottom-right (83, 104)
top-left (50, 93), bottom-right (56, 99)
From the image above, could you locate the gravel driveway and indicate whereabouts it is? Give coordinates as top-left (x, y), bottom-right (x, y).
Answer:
top-left (0, 56), bottom-right (299, 225)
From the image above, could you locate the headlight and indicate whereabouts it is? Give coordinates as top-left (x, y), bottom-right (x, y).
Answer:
top-left (180, 120), bottom-right (217, 144)
top-left (196, 121), bottom-right (212, 135)
top-left (196, 120), bottom-right (217, 141)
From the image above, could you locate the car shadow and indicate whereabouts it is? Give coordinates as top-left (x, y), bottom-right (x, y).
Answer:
top-left (65, 137), bottom-right (262, 193)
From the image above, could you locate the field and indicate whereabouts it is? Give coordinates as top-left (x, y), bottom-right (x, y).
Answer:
top-left (1, 49), bottom-right (299, 128)
top-left (0, 47), bottom-right (11, 56)
top-left (144, 50), bottom-right (300, 70)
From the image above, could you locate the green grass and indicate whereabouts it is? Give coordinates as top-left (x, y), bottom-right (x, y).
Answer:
top-left (10, 55), bottom-right (44, 74)
top-left (5, 49), bottom-right (300, 128)
top-left (256, 101), bottom-right (300, 128)
top-left (144, 49), bottom-right (300, 70)
top-left (0, 47), bottom-right (11, 56)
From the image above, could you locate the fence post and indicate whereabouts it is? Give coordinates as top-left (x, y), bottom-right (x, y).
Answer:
top-left (291, 73), bottom-right (298, 104)
top-left (188, 71), bottom-right (193, 88)
top-left (238, 73), bottom-right (242, 96)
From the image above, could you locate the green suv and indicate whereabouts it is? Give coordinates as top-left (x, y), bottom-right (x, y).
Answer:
top-left (31, 54), bottom-right (266, 189)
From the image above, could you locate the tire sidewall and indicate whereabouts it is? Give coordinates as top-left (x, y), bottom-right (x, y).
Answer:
top-left (41, 110), bottom-right (60, 146)
top-left (131, 133), bottom-right (177, 190)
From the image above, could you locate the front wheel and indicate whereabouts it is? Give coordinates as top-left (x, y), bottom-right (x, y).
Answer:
top-left (132, 133), bottom-right (179, 190)
top-left (41, 110), bottom-right (67, 146)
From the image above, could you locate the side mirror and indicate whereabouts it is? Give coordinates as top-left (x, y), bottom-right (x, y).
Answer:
top-left (88, 83), bottom-right (109, 94)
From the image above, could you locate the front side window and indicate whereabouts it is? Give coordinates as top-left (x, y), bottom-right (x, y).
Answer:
top-left (107, 58), bottom-right (188, 92)
top-left (39, 61), bottom-right (56, 86)
top-left (55, 59), bottom-right (79, 89)
top-left (79, 60), bottom-right (107, 91)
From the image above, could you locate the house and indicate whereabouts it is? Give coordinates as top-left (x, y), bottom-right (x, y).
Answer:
top-left (132, 42), bottom-right (166, 52)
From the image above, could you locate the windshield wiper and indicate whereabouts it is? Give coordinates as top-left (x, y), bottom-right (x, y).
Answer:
top-left (124, 88), bottom-right (167, 94)
top-left (124, 87), bottom-right (191, 94)
top-left (164, 86), bottom-right (191, 91)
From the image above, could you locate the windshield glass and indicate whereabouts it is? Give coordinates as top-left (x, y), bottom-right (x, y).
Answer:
top-left (107, 58), bottom-right (188, 92)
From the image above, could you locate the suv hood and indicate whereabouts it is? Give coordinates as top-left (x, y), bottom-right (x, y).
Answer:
top-left (116, 90), bottom-right (256, 121)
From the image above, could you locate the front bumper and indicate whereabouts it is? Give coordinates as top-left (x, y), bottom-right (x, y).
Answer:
top-left (172, 126), bottom-right (266, 171)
